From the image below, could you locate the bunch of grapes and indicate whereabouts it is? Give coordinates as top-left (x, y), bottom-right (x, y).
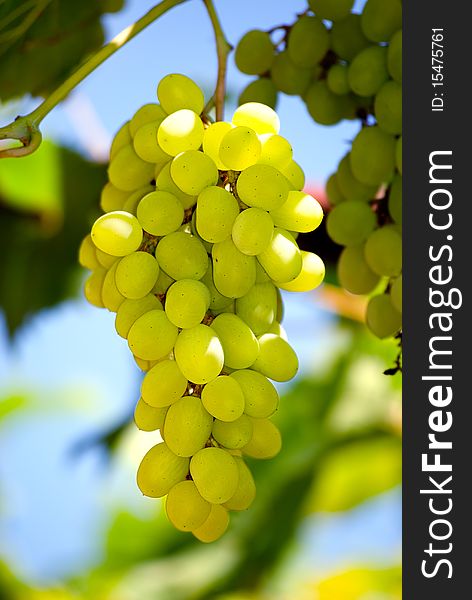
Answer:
top-left (79, 74), bottom-right (325, 542)
top-left (235, 0), bottom-right (402, 343)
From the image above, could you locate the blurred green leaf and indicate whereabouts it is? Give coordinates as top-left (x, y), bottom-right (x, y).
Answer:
top-left (0, 140), bottom-right (106, 334)
top-left (309, 436), bottom-right (401, 513)
top-left (0, 0), bottom-right (125, 102)
top-left (0, 394), bottom-right (28, 420)
top-left (313, 565), bottom-right (401, 600)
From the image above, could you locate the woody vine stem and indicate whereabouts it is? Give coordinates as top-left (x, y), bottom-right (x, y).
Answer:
top-left (0, 0), bottom-right (230, 159)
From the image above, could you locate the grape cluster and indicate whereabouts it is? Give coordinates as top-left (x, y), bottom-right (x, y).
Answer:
top-left (79, 74), bottom-right (325, 541)
top-left (235, 0), bottom-right (402, 341)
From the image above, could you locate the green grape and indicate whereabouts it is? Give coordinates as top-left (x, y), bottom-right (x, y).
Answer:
top-left (212, 238), bottom-right (257, 298)
top-left (277, 250), bottom-right (325, 292)
top-left (375, 80), bottom-right (402, 135)
top-left (133, 120), bottom-right (171, 165)
top-left (236, 164), bottom-right (289, 210)
top-left (84, 268), bottom-right (106, 308)
top-left (232, 208), bottom-right (274, 256)
top-left (201, 376), bottom-right (245, 422)
top-left (134, 399), bottom-right (167, 431)
top-left (91, 211), bottom-right (143, 257)
top-left (193, 504), bottom-right (229, 543)
top-left (235, 282), bottom-right (277, 335)
top-left (110, 121), bottom-right (131, 160)
top-left (201, 263), bottom-right (233, 311)
top-left (239, 78), bottom-right (278, 109)
top-left (331, 14), bottom-right (370, 61)
top-left (270, 51), bottom-right (312, 96)
top-left (326, 202), bottom-right (376, 246)
top-left (141, 359), bottom-right (188, 407)
top-left (276, 288), bottom-right (284, 322)
top-left (308, 0), bottom-right (354, 21)
top-left (134, 356), bottom-right (158, 372)
top-left (152, 270), bottom-right (175, 297)
top-left (361, 0), bottom-right (402, 42)
top-left (212, 414), bottom-right (253, 449)
top-left (270, 190), bottom-right (323, 233)
top-left (234, 30), bottom-right (274, 75)
top-left (166, 480), bottom-right (211, 532)
top-left (396, 136), bottom-right (402, 175)
top-left (157, 74), bottom-right (205, 115)
top-left (350, 126), bottom-right (396, 185)
top-left (251, 333), bottom-right (298, 382)
top-left (390, 275), bottom-right (402, 313)
top-left (122, 185), bottom-right (154, 215)
top-left (336, 154), bottom-right (378, 202)
top-left (364, 225), bottom-right (402, 277)
top-left (287, 16), bottom-right (329, 69)
top-left (79, 234), bottom-right (100, 270)
top-left (156, 162), bottom-right (196, 210)
top-left (196, 186), bottom-right (240, 244)
top-left (388, 174), bottom-right (402, 225)
top-left (366, 293), bottom-right (402, 338)
top-left (129, 103), bottom-right (166, 137)
top-left (95, 250), bottom-right (117, 270)
top-left (327, 64), bottom-right (350, 95)
top-left (223, 458), bottom-right (256, 511)
top-left (305, 81), bottom-right (356, 125)
top-left (165, 279), bottom-right (210, 328)
top-left (337, 244), bottom-right (380, 294)
top-left (219, 126), bottom-right (261, 171)
top-left (164, 395), bottom-right (213, 456)
top-left (232, 102), bottom-right (280, 135)
top-left (190, 447), bottom-right (239, 504)
top-left (242, 417), bottom-right (282, 459)
top-left (202, 121), bottom-right (232, 170)
top-left (326, 173), bottom-right (346, 206)
top-left (191, 212), bottom-right (214, 252)
top-left (174, 324), bottom-right (224, 383)
top-left (348, 46), bottom-right (389, 97)
top-left (280, 160), bottom-right (305, 191)
top-left (211, 313), bottom-right (259, 369)
top-left (108, 144), bottom-right (155, 191)
top-left (230, 369), bottom-right (279, 418)
top-left (257, 228), bottom-right (302, 283)
top-left (255, 260), bottom-right (270, 283)
top-left (258, 134), bottom-right (293, 170)
top-left (212, 302), bottom-right (235, 317)
top-left (170, 150), bottom-right (218, 196)
top-left (137, 443), bottom-right (189, 498)
top-left (102, 260), bottom-right (125, 312)
top-left (100, 182), bottom-right (129, 213)
top-left (127, 309), bottom-right (178, 360)
top-left (136, 190), bottom-right (184, 236)
top-left (388, 29), bottom-right (402, 84)
top-left (115, 294), bottom-right (162, 338)
top-left (155, 231), bottom-right (208, 280)
top-left (115, 251), bottom-right (160, 299)
top-left (157, 109), bottom-right (204, 156)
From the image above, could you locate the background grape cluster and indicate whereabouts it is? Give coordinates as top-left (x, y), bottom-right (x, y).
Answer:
top-left (235, 0), bottom-right (402, 346)
top-left (79, 74), bottom-right (325, 541)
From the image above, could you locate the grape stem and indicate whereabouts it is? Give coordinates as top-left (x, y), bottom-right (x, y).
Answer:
top-left (0, 0), bottom-right (188, 159)
top-left (202, 0), bottom-right (232, 122)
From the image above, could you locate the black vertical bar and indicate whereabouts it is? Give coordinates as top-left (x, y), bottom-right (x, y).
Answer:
top-left (404, 2), bottom-right (470, 597)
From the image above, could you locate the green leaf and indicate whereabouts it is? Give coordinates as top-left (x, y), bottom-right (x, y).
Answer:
top-left (313, 565), bottom-right (402, 599)
top-left (0, 140), bottom-right (106, 334)
top-left (309, 436), bottom-right (401, 513)
top-left (0, 0), bottom-right (125, 102)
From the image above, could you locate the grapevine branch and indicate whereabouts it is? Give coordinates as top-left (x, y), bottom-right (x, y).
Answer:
top-left (0, 0), bottom-right (188, 159)
top-left (202, 0), bottom-right (232, 121)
